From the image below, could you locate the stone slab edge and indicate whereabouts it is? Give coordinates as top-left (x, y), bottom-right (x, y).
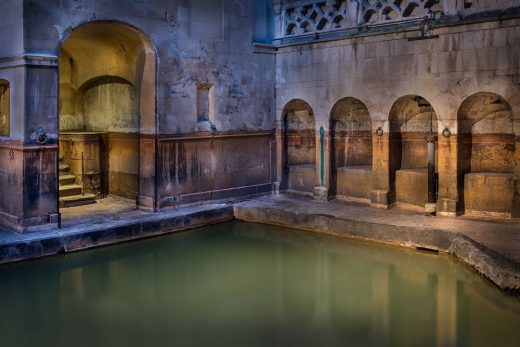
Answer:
top-left (0, 206), bottom-right (234, 265)
top-left (234, 205), bottom-right (520, 292)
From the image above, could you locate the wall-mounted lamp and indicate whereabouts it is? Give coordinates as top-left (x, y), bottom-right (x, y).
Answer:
top-left (376, 127), bottom-right (383, 136)
top-left (442, 127), bottom-right (451, 138)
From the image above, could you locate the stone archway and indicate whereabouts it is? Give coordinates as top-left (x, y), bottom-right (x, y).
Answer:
top-left (457, 92), bottom-right (515, 218)
top-left (329, 97), bottom-right (372, 203)
top-left (58, 22), bottom-right (157, 219)
top-left (389, 95), bottom-right (438, 210)
top-left (281, 99), bottom-right (316, 196)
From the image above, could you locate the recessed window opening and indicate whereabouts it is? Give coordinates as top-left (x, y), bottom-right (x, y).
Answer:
top-left (197, 84), bottom-right (213, 123)
top-left (0, 79), bottom-right (9, 137)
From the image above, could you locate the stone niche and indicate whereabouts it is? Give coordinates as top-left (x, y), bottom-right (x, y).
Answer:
top-left (330, 97), bottom-right (372, 202)
top-left (457, 93), bottom-right (516, 217)
top-left (390, 96), bottom-right (438, 209)
top-left (0, 80), bottom-right (9, 136)
top-left (282, 100), bottom-right (316, 195)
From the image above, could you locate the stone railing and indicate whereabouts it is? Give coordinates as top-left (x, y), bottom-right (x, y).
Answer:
top-left (273, 0), bottom-right (519, 40)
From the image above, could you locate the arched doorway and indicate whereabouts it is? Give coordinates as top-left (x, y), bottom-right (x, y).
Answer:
top-left (457, 92), bottom-right (515, 217)
top-left (329, 97), bottom-right (372, 203)
top-left (389, 96), bottom-right (438, 209)
top-left (58, 22), bottom-right (156, 219)
top-left (281, 99), bottom-right (316, 196)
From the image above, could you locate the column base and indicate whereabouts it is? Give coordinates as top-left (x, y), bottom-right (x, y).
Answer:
top-left (313, 186), bottom-right (329, 202)
top-left (436, 198), bottom-right (458, 217)
top-left (272, 181), bottom-right (280, 194)
top-left (370, 189), bottom-right (393, 209)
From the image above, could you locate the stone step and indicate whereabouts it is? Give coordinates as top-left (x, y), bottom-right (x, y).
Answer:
top-left (59, 184), bottom-right (83, 197)
top-left (59, 174), bottom-right (76, 185)
top-left (59, 193), bottom-right (97, 208)
top-left (59, 163), bottom-right (70, 173)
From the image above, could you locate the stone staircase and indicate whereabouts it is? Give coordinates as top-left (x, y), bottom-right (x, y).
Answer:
top-left (59, 155), bottom-right (96, 208)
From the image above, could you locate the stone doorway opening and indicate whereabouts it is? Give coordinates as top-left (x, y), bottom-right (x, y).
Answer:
top-left (329, 97), bottom-right (372, 204)
top-left (281, 100), bottom-right (316, 196)
top-left (457, 92), bottom-right (516, 218)
top-left (389, 96), bottom-right (438, 210)
top-left (58, 22), bottom-right (156, 223)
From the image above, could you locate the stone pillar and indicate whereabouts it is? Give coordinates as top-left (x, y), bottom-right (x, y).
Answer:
top-left (513, 137), bottom-right (520, 218)
top-left (137, 134), bottom-right (157, 211)
top-left (272, 120), bottom-right (283, 194)
top-left (371, 123), bottom-right (392, 208)
top-left (18, 60), bottom-right (59, 232)
top-left (437, 131), bottom-right (459, 217)
top-left (313, 121), bottom-right (329, 201)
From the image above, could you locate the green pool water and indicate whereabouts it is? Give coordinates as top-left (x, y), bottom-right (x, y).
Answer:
top-left (0, 222), bottom-right (518, 347)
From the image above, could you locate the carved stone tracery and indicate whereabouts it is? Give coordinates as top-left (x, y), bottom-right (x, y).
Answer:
top-left (281, 0), bottom-right (443, 37)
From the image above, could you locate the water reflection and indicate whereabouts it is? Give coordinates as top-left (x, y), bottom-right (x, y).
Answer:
top-left (0, 222), bottom-right (518, 347)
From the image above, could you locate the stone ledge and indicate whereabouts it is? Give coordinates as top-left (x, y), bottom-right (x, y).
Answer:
top-left (234, 201), bottom-right (520, 292)
top-left (0, 205), bottom-right (234, 265)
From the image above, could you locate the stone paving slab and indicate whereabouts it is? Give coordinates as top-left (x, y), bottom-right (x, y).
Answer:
top-left (234, 195), bottom-right (520, 292)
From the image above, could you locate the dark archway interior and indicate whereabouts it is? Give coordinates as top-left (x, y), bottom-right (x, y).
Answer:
top-left (58, 23), bottom-right (149, 209)
top-left (457, 92), bottom-right (515, 216)
top-left (389, 96), bottom-right (438, 208)
top-left (281, 99), bottom-right (316, 195)
top-left (329, 97), bottom-right (372, 201)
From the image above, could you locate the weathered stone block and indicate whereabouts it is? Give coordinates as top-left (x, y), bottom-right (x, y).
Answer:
top-left (288, 164), bottom-right (315, 195)
top-left (396, 168), bottom-right (428, 208)
top-left (464, 172), bottom-right (514, 217)
top-left (336, 166), bottom-right (372, 202)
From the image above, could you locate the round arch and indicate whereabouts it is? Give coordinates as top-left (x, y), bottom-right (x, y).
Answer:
top-left (281, 99), bottom-right (316, 196)
top-left (456, 92), bottom-right (516, 217)
top-left (388, 95), bottom-right (438, 209)
top-left (328, 97), bottom-right (372, 202)
top-left (57, 21), bottom-right (158, 219)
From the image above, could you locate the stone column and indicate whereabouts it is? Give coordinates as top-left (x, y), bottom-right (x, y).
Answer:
top-left (272, 120), bottom-right (283, 194)
top-left (437, 129), bottom-right (459, 217)
top-left (21, 60), bottom-right (59, 232)
top-left (313, 120), bottom-right (329, 201)
top-left (371, 122), bottom-right (392, 208)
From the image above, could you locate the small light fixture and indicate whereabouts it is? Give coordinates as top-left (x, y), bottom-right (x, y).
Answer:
top-left (442, 127), bottom-right (451, 138)
top-left (376, 127), bottom-right (383, 136)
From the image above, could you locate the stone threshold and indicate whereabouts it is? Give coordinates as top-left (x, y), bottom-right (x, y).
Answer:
top-left (234, 195), bottom-right (520, 293)
top-left (0, 194), bottom-right (519, 293)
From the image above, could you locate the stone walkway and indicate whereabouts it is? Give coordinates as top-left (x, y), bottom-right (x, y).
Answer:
top-left (234, 194), bottom-right (520, 291)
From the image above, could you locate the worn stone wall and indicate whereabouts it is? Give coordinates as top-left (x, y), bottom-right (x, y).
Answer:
top-left (275, 17), bottom-right (520, 216)
top-left (0, 0), bottom-right (276, 230)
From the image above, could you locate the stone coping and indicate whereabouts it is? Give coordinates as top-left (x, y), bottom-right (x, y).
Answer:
top-left (0, 204), bottom-right (234, 265)
top-left (0, 194), bottom-right (519, 293)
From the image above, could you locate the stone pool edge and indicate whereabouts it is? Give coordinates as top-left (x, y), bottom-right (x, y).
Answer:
top-left (233, 204), bottom-right (520, 292)
top-left (0, 199), bottom-right (518, 293)
top-left (0, 205), bottom-right (234, 265)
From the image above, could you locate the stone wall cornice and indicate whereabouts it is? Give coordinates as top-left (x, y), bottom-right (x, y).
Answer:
top-left (0, 53), bottom-right (59, 69)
